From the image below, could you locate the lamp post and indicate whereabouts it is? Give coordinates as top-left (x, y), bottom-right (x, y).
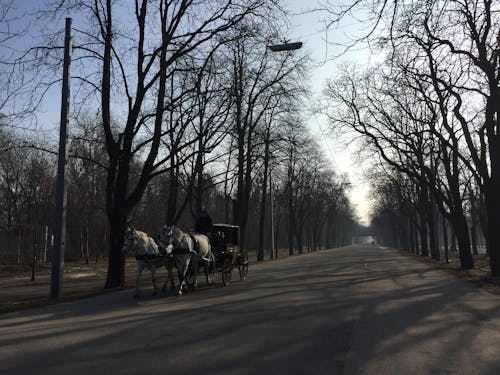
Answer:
top-left (266, 40), bottom-right (302, 259)
top-left (51, 18), bottom-right (72, 298)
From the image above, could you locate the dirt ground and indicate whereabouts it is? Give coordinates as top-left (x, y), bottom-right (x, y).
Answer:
top-left (0, 258), bottom-right (141, 313)
top-left (0, 249), bottom-right (267, 313)
top-left (401, 249), bottom-right (500, 296)
top-left (0, 261), bottom-right (109, 286)
top-left (0, 259), bottom-right (139, 288)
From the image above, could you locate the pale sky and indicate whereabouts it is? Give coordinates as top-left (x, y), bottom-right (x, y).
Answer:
top-left (284, 0), bottom-right (373, 225)
top-left (5, 0), bottom-right (373, 226)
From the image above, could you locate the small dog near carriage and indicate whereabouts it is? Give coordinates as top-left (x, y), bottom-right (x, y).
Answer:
top-left (121, 226), bottom-right (175, 298)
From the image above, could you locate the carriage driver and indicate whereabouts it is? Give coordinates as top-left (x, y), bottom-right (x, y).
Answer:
top-left (195, 209), bottom-right (213, 236)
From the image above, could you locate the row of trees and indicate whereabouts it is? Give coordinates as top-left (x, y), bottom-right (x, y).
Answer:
top-left (368, 166), bottom-right (485, 262)
top-left (0, 116), bottom-right (356, 267)
top-left (323, 0), bottom-right (499, 275)
top-left (0, 1), bottom-right (357, 286)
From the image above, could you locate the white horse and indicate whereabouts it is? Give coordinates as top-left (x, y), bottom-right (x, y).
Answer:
top-left (122, 226), bottom-right (175, 298)
top-left (160, 225), bottom-right (214, 296)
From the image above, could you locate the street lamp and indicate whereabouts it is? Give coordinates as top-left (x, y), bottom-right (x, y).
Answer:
top-left (266, 40), bottom-right (302, 258)
top-left (267, 41), bottom-right (303, 52)
top-left (51, 18), bottom-right (72, 298)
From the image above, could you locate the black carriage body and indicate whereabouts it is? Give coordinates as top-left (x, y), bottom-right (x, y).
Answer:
top-left (212, 224), bottom-right (247, 285)
top-left (184, 224), bottom-right (247, 287)
top-left (212, 224), bottom-right (240, 266)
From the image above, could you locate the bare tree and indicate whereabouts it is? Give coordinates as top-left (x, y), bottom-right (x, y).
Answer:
top-left (323, 61), bottom-right (476, 267)
top-left (322, 0), bottom-right (500, 275)
top-left (227, 23), bottom-right (308, 252)
top-left (24, 0), bottom-right (277, 287)
top-left (0, 1), bottom-right (34, 122)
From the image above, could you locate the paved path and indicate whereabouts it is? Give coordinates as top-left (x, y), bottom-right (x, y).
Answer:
top-left (1, 245), bottom-right (500, 374)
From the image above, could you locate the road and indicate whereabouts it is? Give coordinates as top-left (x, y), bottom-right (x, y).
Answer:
top-left (1, 245), bottom-right (500, 374)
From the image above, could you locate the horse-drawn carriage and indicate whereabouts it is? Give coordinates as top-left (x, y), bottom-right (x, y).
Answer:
top-left (123, 223), bottom-right (249, 297)
top-left (183, 224), bottom-right (248, 287)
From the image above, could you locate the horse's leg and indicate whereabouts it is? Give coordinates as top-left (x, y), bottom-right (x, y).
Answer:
top-left (191, 258), bottom-right (198, 290)
top-left (199, 237), bottom-right (212, 286)
top-left (203, 258), bottom-right (210, 286)
top-left (176, 258), bottom-right (184, 296)
top-left (134, 262), bottom-right (143, 299)
top-left (161, 261), bottom-right (174, 293)
top-left (161, 262), bottom-right (168, 293)
top-left (205, 249), bottom-right (214, 286)
top-left (151, 265), bottom-right (158, 296)
top-left (176, 263), bottom-right (182, 291)
top-left (169, 261), bottom-right (175, 291)
top-left (177, 256), bottom-right (190, 296)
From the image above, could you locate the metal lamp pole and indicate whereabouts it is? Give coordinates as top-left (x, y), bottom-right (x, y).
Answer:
top-left (266, 40), bottom-right (302, 260)
top-left (51, 18), bottom-right (72, 298)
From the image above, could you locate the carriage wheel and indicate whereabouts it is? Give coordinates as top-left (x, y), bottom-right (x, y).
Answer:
top-left (239, 251), bottom-right (249, 280)
top-left (222, 258), bottom-right (232, 286)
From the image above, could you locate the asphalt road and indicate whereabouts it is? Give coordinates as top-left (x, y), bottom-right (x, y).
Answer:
top-left (2, 245), bottom-right (500, 374)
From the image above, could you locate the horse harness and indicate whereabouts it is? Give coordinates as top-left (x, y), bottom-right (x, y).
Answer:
top-left (190, 234), bottom-right (201, 254)
top-left (126, 229), bottom-right (172, 266)
top-left (136, 253), bottom-right (172, 271)
top-left (162, 226), bottom-right (211, 261)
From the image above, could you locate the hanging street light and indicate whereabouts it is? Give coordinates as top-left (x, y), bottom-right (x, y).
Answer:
top-left (267, 41), bottom-right (303, 52)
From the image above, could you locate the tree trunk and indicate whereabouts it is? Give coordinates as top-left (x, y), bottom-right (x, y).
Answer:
top-left (478, 194), bottom-right (488, 251)
top-left (450, 229), bottom-right (457, 252)
top-left (194, 137), bottom-right (204, 217)
top-left (296, 225), bottom-right (303, 254)
top-left (417, 186), bottom-right (429, 257)
top-left (274, 212), bottom-right (280, 259)
top-left (469, 190), bottom-right (478, 255)
top-left (17, 230), bottom-right (22, 265)
top-left (43, 225), bottom-right (48, 264)
top-left (257, 144), bottom-right (270, 261)
top-left (408, 216), bottom-right (416, 253)
top-left (411, 212), bottom-right (419, 254)
top-left (287, 188), bottom-right (295, 255)
top-left (399, 222), bottom-right (407, 251)
top-left (485, 179), bottom-right (500, 277)
top-left (442, 215), bottom-right (449, 263)
top-left (105, 216), bottom-right (126, 288)
top-left (471, 218), bottom-right (478, 256)
top-left (426, 197), bottom-right (440, 261)
top-left (104, 158), bottom-right (129, 289)
top-left (450, 213), bottom-right (474, 270)
top-left (418, 213), bottom-right (429, 257)
top-left (166, 159), bottom-right (178, 226)
top-left (234, 129), bottom-right (247, 248)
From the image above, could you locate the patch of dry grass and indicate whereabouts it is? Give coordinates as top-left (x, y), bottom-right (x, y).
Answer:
top-left (400, 250), bottom-right (500, 296)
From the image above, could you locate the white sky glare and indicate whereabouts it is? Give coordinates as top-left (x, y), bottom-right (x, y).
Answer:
top-left (283, 0), bottom-right (373, 226)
